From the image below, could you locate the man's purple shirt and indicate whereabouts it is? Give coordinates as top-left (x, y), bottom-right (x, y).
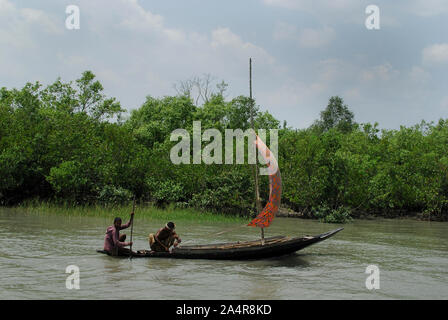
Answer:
top-left (103, 220), bottom-right (131, 252)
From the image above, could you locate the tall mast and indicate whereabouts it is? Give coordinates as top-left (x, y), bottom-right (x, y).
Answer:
top-left (249, 58), bottom-right (264, 244)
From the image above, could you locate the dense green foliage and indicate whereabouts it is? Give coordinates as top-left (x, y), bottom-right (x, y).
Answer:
top-left (1, 72), bottom-right (447, 221)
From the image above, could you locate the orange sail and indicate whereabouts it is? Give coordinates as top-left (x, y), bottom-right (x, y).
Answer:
top-left (247, 135), bottom-right (282, 228)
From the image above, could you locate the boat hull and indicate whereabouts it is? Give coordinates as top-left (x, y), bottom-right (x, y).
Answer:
top-left (97, 228), bottom-right (343, 260)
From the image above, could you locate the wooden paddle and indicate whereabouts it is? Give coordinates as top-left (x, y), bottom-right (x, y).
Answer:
top-left (129, 196), bottom-right (136, 260)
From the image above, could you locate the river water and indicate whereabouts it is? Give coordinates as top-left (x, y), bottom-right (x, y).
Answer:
top-left (0, 209), bottom-right (447, 300)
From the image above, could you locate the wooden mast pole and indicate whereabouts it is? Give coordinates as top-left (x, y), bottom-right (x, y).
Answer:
top-left (249, 58), bottom-right (264, 245)
top-left (129, 196), bottom-right (136, 259)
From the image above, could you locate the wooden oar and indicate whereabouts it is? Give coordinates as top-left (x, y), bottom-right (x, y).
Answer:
top-left (129, 196), bottom-right (136, 260)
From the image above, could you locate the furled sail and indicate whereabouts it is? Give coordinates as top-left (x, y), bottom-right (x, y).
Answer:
top-left (248, 135), bottom-right (282, 228)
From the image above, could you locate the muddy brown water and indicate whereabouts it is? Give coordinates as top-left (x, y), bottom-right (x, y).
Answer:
top-left (1, 209), bottom-right (447, 299)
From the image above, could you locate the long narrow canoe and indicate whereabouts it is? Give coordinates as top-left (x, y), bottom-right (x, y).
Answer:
top-left (97, 228), bottom-right (343, 260)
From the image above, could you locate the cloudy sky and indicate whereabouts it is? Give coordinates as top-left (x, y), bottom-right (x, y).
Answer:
top-left (1, 0), bottom-right (447, 129)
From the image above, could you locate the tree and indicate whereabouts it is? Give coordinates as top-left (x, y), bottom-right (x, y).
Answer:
top-left (314, 96), bottom-right (355, 133)
top-left (227, 96), bottom-right (257, 130)
top-left (174, 74), bottom-right (229, 106)
top-left (128, 95), bottom-right (197, 148)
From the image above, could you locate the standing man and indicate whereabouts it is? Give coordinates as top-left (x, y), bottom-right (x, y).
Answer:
top-left (149, 222), bottom-right (181, 253)
top-left (103, 213), bottom-right (134, 256)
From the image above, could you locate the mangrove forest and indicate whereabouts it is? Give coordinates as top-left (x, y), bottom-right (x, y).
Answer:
top-left (1, 71), bottom-right (448, 222)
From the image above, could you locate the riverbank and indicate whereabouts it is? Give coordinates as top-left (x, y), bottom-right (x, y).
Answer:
top-left (276, 207), bottom-right (448, 222)
top-left (3, 202), bottom-right (446, 223)
top-left (2, 202), bottom-right (247, 223)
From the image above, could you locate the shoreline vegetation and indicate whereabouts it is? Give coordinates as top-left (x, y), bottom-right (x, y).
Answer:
top-left (276, 206), bottom-right (445, 222)
top-left (1, 202), bottom-right (443, 223)
top-left (2, 201), bottom-right (247, 223)
top-left (1, 72), bottom-right (448, 223)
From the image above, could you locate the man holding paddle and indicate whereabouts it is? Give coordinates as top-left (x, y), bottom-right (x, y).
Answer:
top-left (103, 213), bottom-right (134, 256)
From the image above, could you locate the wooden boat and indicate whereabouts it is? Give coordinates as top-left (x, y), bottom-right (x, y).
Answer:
top-left (97, 227), bottom-right (342, 260)
top-left (96, 133), bottom-right (343, 260)
top-left (98, 61), bottom-right (343, 260)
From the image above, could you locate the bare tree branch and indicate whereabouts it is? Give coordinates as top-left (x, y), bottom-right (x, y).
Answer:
top-left (174, 74), bottom-right (228, 106)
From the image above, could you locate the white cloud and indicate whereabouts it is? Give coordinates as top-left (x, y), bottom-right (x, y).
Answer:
top-left (265, 0), bottom-right (448, 17)
top-left (0, 0), bottom-right (61, 48)
top-left (20, 8), bottom-right (61, 34)
top-left (409, 66), bottom-right (431, 83)
top-left (263, 0), bottom-right (357, 10)
top-left (298, 27), bottom-right (335, 48)
top-left (211, 28), bottom-right (276, 68)
top-left (207, 27), bottom-right (277, 83)
top-left (263, 0), bottom-right (303, 10)
top-left (274, 22), bottom-right (335, 48)
top-left (344, 88), bottom-right (361, 99)
top-left (256, 78), bottom-right (328, 127)
top-left (0, 0), bottom-right (282, 113)
top-left (116, 0), bottom-right (186, 42)
top-left (360, 63), bottom-right (400, 82)
top-left (273, 22), bottom-right (297, 40)
top-left (423, 43), bottom-right (448, 65)
top-left (263, 0), bottom-right (366, 27)
top-left (80, 0), bottom-right (275, 67)
top-left (50, 0), bottom-right (277, 107)
top-left (0, 0), bottom-right (14, 12)
top-left (266, 1), bottom-right (405, 27)
top-left (409, 0), bottom-right (448, 17)
top-left (56, 53), bottom-right (89, 69)
top-left (441, 96), bottom-right (448, 109)
top-left (260, 79), bottom-right (325, 106)
top-left (118, 0), bottom-right (164, 30)
top-left (0, 0), bottom-right (446, 130)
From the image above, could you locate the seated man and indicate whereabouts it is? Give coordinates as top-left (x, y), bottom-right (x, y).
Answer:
top-left (103, 213), bottom-right (134, 256)
top-left (149, 222), bottom-right (181, 253)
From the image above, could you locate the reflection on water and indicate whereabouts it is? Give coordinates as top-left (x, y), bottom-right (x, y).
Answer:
top-left (0, 208), bottom-right (447, 299)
